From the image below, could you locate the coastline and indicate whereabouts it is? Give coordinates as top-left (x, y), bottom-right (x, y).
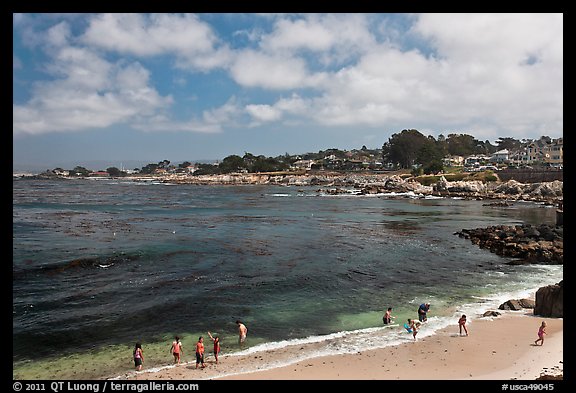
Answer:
top-left (14, 172), bottom-right (563, 205)
top-left (119, 311), bottom-right (562, 381)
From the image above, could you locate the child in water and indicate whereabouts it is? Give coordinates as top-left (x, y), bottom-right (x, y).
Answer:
top-left (410, 319), bottom-right (421, 340)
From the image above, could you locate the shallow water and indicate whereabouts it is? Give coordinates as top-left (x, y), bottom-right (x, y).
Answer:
top-left (12, 179), bottom-right (562, 379)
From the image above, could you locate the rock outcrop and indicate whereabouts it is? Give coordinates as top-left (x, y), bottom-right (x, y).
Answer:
top-left (534, 281), bottom-right (563, 317)
top-left (498, 298), bottom-right (535, 311)
top-left (455, 224), bottom-right (563, 264)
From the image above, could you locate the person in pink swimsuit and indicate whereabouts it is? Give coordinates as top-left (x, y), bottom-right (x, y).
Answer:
top-left (535, 321), bottom-right (547, 346)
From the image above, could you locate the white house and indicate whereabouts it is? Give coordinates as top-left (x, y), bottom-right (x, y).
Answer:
top-left (490, 149), bottom-right (509, 163)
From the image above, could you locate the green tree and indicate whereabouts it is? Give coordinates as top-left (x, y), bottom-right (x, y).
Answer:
top-left (72, 166), bottom-right (90, 177)
top-left (140, 163), bottom-right (159, 174)
top-left (382, 129), bottom-right (430, 168)
top-left (417, 143), bottom-right (444, 174)
top-left (446, 134), bottom-right (479, 156)
top-left (219, 155), bottom-right (246, 173)
top-left (106, 167), bottom-right (123, 177)
top-left (496, 137), bottom-right (522, 151)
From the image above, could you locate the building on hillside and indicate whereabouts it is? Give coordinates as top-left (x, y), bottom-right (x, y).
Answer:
top-left (524, 137), bottom-right (563, 165)
top-left (490, 149), bottom-right (510, 163)
top-left (442, 155), bottom-right (464, 167)
top-left (464, 155), bottom-right (491, 167)
top-left (291, 160), bottom-right (315, 171)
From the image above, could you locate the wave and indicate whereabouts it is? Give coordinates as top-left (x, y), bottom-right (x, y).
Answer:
top-left (110, 272), bottom-right (562, 381)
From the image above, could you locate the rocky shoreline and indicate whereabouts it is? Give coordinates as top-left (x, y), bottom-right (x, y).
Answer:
top-left (153, 172), bottom-right (562, 204)
top-left (18, 171), bottom-right (563, 204)
top-left (455, 224), bottom-right (563, 265)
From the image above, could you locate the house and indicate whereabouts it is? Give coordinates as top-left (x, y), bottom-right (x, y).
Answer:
top-left (464, 155), bottom-right (491, 167)
top-left (490, 149), bottom-right (509, 163)
top-left (291, 160), bottom-right (315, 171)
top-left (442, 155), bottom-right (464, 167)
top-left (522, 137), bottom-right (563, 165)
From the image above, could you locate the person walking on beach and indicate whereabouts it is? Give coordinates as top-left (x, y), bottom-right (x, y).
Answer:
top-left (236, 320), bottom-right (248, 346)
top-left (383, 307), bottom-right (395, 325)
top-left (535, 321), bottom-right (547, 346)
top-left (208, 331), bottom-right (221, 364)
top-left (170, 336), bottom-right (183, 365)
top-left (195, 336), bottom-right (206, 369)
top-left (458, 314), bottom-right (468, 336)
top-left (418, 303), bottom-right (430, 322)
top-left (133, 342), bottom-right (144, 371)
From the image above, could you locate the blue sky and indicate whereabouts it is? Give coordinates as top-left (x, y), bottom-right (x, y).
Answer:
top-left (13, 13), bottom-right (563, 171)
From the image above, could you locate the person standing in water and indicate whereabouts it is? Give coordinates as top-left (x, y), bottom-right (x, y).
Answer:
top-left (418, 303), bottom-right (430, 322)
top-left (410, 319), bottom-right (421, 341)
top-left (383, 307), bottom-right (395, 325)
top-left (236, 320), bottom-right (248, 346)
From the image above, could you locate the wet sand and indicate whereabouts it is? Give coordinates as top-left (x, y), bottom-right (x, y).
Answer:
top-left (118, 311), bottom-right (562, 381)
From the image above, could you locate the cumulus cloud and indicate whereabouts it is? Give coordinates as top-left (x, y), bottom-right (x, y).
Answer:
top-left (13, 45), bottom-right (173, 135)
top-left (82, 13), bottom-right (232, 71)
top-left (243, 13), bottom-right (562, 139)
top-left (13, 13), bottom-right (563, 140)
top-left (229, 50), bottom-right (311, 89)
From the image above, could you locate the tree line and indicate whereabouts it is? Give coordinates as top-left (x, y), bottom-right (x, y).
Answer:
top-left (48, 131), bottom-right (536, 177)
top-left (382, 130), bottom-right (527, 174)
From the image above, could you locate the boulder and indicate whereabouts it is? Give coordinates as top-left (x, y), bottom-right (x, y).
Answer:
top-left (518, 298), bottom-right (535, 309)
top-left (482, 310), bottom-right (501, 317)
top-left (495, 180), bottom-right (525, 195)
top-left (534, 281), bottom-right (563, 317)
top-left (498, 299), bottom-right (524, 311)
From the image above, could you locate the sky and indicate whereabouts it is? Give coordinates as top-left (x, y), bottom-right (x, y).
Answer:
top-left (13, 13), bottom-right (563, 171)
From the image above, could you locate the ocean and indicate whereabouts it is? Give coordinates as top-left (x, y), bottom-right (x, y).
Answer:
top-left (12, 178), bottom-right (562, 379)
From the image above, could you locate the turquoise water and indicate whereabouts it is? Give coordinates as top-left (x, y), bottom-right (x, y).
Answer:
top-left (12, 179), bottom-right (562, 379)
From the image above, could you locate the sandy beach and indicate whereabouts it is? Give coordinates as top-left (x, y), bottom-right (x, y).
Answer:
top-left (120, 311), bottom-right (562, 381)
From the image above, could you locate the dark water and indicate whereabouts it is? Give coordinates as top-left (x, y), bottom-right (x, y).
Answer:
top-left (12, 179), bottom-right (562, 379)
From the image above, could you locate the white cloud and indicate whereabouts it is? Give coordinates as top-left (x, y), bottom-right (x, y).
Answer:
top-left (243, 13), bottom-right (563, 139)
top-left (230, 50), bottom-right (310, 89)
top-left (132, 114), bottom-right (221, 133)
top-left (13, 13), bottom-right (563, 141)
top-left (82, 13), bottom-right (232, 71)
top-left (245, 104), bottom-right (282, 123)
top-left (13, 44), bottom-right (172, 136)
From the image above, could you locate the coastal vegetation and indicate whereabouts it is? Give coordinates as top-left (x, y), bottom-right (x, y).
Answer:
top-left (21, 131), bottom-right (561, 180)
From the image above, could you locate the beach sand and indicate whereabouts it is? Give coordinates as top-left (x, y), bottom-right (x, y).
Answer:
top-left (119, 311), bottom-right (562, 381)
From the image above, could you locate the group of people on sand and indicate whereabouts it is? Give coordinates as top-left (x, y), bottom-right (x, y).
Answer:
top-left (382, 303), bottom-right (469, 340)
top-left (383, 304), bottom-right (548, 346)
top-left (132, 320), bottom-right (248, 371)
